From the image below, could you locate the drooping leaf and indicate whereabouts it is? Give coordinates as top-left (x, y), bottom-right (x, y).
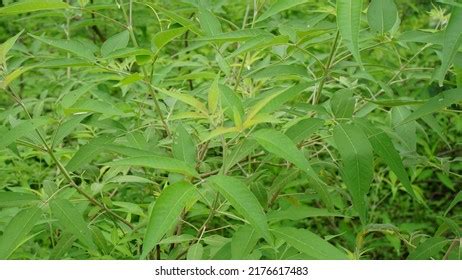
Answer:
top-left (0, 117), bottom-right (48, 149)
top-left (101, 30), bottom-right (129, 57)
top-left (367, 0), bottom-right (398, 34)
top-left (337, 0), bottom-right (363, 65)
top-left (434, 7), bottom-right (462, 85)
top-left (356, 119), bottom-right (416, 199)
top-left (0, 0), bottom-right (69, 16)
top-left (407, 237), bottom-right (449, 260)
top-left (333, 123), bottom-right (373, 223)
top-left (105, 155), bottom-right (199, 178)
top-left (208, 175), bottom-right (272, 244)
top-left (142, 181), bottom-right (196, 258)
top-left (29, 34), bottom-right (95, 60)
top-left (0, 206), bottom-right (42, 259)
top-left (272, 227), bottom-right (348, 260)
top-left (66, 136), bottom-right (113, 172)
top-left (49, 199), bottom-right (96, 250)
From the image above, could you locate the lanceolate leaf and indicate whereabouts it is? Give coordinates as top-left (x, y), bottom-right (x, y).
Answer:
top-left (208, 175), bottom-right (272, 244)
top-left (231, 225), bottom-right (260, 259)
top-left (257, 0), bottom-right (309, 22)
top-left (29, 34), bottom-right (95, 60)
top-left (0, 206), bottom-right (42, 259)
top-left (333, 123), bottom-right (373, 223)
top-left (152, 27), bottom-right (189, 51)
top-left (402, 88), bottom-right (462, 124)
top-left (0, 30), bottom-right (23, 65)
top-left (367, 0), bottom-right (398, 34)
top-left (0, 117), bottom-right (48, 149)
top-left (252, 128), bottom-right (333, 208)
top-left (434, 7), bottom-right (462, 85)
top-left (272, 227), bottom-right (348, 260)
top-left (337, 0), bottom-right (363, 65)
top-left (285, 118), bottom-right (324, 143)
top-left (142, 182), bottom-right (196, 258)
top-left (172, 124), bottom-right (196, 166)
top-left (101, 30), bottom-right (130, 57)
top-left (66, 136), bottom-right (114, 172)
top-left (197, 6), bottom-right (222, 36)
top-left (356, 120), bottom-right (416, 199)
top-left (407, 237), bottom-right (449, 260)
top-left (0, 0), bottom-right (69, 16)
top-left (0, 192), bottom-right (40, 208)
top-left (50, 199), bottom-right (96, 250)
top-left (106, 156), bottom-right (199, 178)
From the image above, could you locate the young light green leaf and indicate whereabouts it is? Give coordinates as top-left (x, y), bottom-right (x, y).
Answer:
top-left (208, 175), bottom-right (272, 244)
top-left (50, 199), bottom-right (96, 250)
top-left (66, 136), bottom-right (113, 172)
top-left (0, 0), bottom-right (69, 15)
top-left (407, 237), bottom-right (449, 260)
top-left (0, 192), bottom-right (40, 208)
top-left (333, 123), bottom-right (373, 223)
top-left (434, 7), bottom-right (462, 85)
top-left (337, 0), bottom-right (363, 65)
top-left (101, 30), bottom-right (129, 57)
top-left (29, 34), bottom-right (95, 61)
top-left (272, 227), bottom-right (348, 260)
top-left (0, 206), bottom-right (42, 259)
top-left (367, 0), bottom-right (398, 34)
top-left (142, 181), bottom-right (196, 258)
top-left (0, 30), bottom-right (23, 66)
top-left (356, 120), bottom-right (416, 199)
top-left (198, 6), bottom-right (222, 36)
top-left (152, 27), bottom-right (188, 51)
top-left (330, 89), bottom-right (356, 119)
top-left (106, 155), bottom-right (199, 178)
top-left (172, 124), bottom-right (196, 166)
top-left (402, 88), bottom-right (462, 124)
top-left (0, 117), bottom-right (48, 149)
top-left (257, 0), bottom-right (309, 22)
top-left (231, 225), bottom-right (260, 259)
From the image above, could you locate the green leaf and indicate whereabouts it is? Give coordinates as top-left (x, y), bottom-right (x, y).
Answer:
top-left (152, 27), bottom-right (188, 51)
top-left (434, 7), bottom-right (462, 85)
top-left (268, 205), bottom-right (345, 222)
top-left (142, 181), bottom-right (196, 258)
top-left (402, 88), bottom-right (462, 124)
top-left (333, 123), bottom-right (373, 223)
top-left (229, 34), bottom-right (289, 58)
top-left (187, 243), bottom-right (203, 260)
top-left (198, 6), bottom-right (222, 36)
top-left (272, 227), bottom-right (347, 260)
top-left (197, 29), bottom-right (268, 43)
top-left (208, 76), bottom-right (219, 113)
top-left (101, 30), bottom-right (129, 57)
top-left (0, 117), bottom-right (48, 149)
top-left (50, 199), bottom-right (96, 250)
top-left (285, 118), bottom-right (324, 143)
top-left (66, 136), bottom-right (113, 172)
top-left (356, 120), bottom-right (416, 199)
top-left (208, 175), bottom-right (272, 244)
top-left (249, 64), bottom-right (307, 79)
top-left (407, 237), bottom-right (449, 260)
top-left (52, 114), bottom-right (89, 148)
top-left (445, 191), bottom-right (462, 216)
top-left (172, 124), bottom-right (196, 166)
top-left (105, 156), bottom-right (199, 178)
top-left (0, 192), bottom-right (40, 208)
top-left (0, 206), bottom-right (42, 259)
top-left (367, 0), bottom-right (398, 34)
top-left (29, 34), bottom-right (95, 61)
top-left (337, 0), bottom-right (363, 65)
top-left (252, 128), bottom-right (333, 209)
top-left (66, 99), bottom-right (125, 116)
top-left (257, 0), bottom-right (309, 22)
top-left (231, 225), bottom-right (260, 259)
top-left (330, 89), bottom-right (356, 119)
top-left (0, 30), bottom-right (23, 65)
top-left (0, 0), bottom-right (69, 15)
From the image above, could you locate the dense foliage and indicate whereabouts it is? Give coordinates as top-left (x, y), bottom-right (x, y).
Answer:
top-left (0, 0), bottom-right (461, 260)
